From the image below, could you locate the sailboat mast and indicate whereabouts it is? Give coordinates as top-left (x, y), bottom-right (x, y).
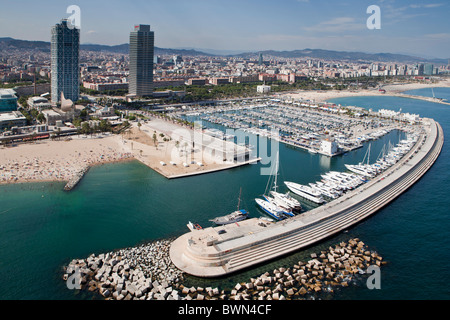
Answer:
top-left (274, 152), bottom-right (279, 192)
top-left (237, 187), bottom-right (242, 210)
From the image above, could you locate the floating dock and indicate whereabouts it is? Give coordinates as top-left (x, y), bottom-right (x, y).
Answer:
top-left (170, 118), bottom-right (443, 277)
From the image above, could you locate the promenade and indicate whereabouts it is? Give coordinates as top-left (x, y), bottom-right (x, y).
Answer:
top-left (170, 118), bottom-right (443, 277)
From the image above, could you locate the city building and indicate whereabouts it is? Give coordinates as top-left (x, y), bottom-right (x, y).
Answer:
top-left (424, 64), bottom-right (434, 76)
top-left (320, 138), bottom-right (339, 156)
top-left (0, 111), bottom-right (27, 131)
top-left (257, 85), bottom-right (271, 94)
top-left (41, 109), bottom-right (63, 126)
top-left (186, 78), bottom-right (207, 86)
top-left (0, 89), bottom-right (18, 112)
top-left (83, 82), bottom-right (128, 92)
top-left (51, 19), bottom-right (80, 104)
top-left (27, 96), bottom-right (52, 110)
top-left (209, 77), bottom-right (230, 85)
top-left (128, 24), bottom-right (155, 97)
top-left (94, 106), bottom-right (116, 119)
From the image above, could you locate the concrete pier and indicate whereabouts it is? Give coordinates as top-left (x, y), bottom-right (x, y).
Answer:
top-left (170, 118), bottom-right (443, 277)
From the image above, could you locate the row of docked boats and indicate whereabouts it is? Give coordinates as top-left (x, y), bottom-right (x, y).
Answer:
top-left (345, 134), bottom-right (418, 178)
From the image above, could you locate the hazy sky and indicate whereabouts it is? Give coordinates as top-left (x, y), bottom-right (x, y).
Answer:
top-left (0, 0), bottom-right (449, 58)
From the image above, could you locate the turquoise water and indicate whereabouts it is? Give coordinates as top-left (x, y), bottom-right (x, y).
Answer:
top-left (0, 88), bottom-right (449, 300)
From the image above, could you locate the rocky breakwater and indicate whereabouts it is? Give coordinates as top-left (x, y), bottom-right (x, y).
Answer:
top-left (63, 238), bottom-right (385, 300)
top-left (179, 238), bottom-right (386, 301)
top-left (63, 239), bottom-right (186, 300)
top-left (64, 166), bottom-right (90, 191)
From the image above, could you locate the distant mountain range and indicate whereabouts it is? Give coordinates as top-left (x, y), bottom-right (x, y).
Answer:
top-left (0, 37), bottom-right (447, 64)
top-left (0, 37), bottom-right (213, 57)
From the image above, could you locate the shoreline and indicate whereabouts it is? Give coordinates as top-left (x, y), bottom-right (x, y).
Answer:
top-left (281, 79), bottom-right (450, 103)
top-left (0, 118), bottom-right (255, 187)
top-left (0, 157), bottom-right (137, 187)
top-left (1, 81), bottom-right (448, 187)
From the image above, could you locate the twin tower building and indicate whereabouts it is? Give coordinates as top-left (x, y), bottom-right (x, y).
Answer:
top-left (51, 20), bottom-right (154, 104)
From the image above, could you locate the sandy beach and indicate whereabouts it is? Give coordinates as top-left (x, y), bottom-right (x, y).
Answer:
top-left (282, 79), bottom-right (450, 103)
top-left (0, 134), bottom-right (133, 185)
top-left (0, 118), bottom-right (254, 185)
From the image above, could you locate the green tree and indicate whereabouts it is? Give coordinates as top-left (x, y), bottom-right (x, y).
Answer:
top-left (81, 122), bottom-right (91, 135)
top-left (153, 132), bottom-right (158, 148)
top-left (37, 113), bottom-right (46, 123)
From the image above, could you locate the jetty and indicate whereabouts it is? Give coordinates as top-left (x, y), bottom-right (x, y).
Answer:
top-left (170, 118), bottom-right (443, 277)
top-left (64, 166), bottom-right (89, 191)
top-left (393, 93), bottom-right (450, 106)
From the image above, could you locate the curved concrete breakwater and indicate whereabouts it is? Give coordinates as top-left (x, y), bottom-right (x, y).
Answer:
top-left (170, 118), bottom-right (444, 277)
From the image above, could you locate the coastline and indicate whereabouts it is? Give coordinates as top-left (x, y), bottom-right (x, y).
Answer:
top-left (0, 134), bottom-right (134, 186)
top-left (0, 117), bottom-right (255, 186)
top-left (281, 79), bottom-right (450, 103)
top-left (2, 80), bottom-right (448, 187)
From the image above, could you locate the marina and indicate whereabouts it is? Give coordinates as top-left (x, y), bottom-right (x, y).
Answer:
top-left (179, 97), bottom-right (409, 157)
top-left (170, 117), bottom-right (443, 277)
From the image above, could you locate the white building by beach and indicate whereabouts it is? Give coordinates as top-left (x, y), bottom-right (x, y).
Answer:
top-left (257, 85), bottom-right (271, 94)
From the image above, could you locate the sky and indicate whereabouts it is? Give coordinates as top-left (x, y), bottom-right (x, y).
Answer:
top-left (0, 0), bottom-right (449, 59)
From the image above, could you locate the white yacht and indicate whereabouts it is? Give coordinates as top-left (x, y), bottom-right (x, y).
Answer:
top-left (270, 191), bottom-right (302, 213)
top-left (255, 198), bottom-right (287, 221)
top-left (284, 181), bottom-right (325, 204)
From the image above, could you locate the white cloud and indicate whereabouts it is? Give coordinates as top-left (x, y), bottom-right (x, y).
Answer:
top-left (423, 3), bottom-right (444, 8)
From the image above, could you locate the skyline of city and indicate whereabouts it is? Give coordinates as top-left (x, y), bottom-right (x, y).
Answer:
top-left (0, 0), bottom-right (449, 59)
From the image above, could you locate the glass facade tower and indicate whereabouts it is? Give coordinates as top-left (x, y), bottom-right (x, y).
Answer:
top-left (51, 19), bottom-right (80, 103)
top-left (129, 25), bottom-right (154, 97)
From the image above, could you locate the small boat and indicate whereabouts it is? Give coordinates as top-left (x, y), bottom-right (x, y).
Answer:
top-left (187, 221), bottom-right (202, 232)
top-left (210, 209), bottom-right (248, 225)
top-left (210, 188), bottom-right (249, 225)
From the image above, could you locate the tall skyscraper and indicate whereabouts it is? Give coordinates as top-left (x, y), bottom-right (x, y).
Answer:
top-left (424, 63), bottom-right (434, 76)
top-left (51, 19), bottom-right (80, 104)
top-left (129, 25), bottom-right (154, 97)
